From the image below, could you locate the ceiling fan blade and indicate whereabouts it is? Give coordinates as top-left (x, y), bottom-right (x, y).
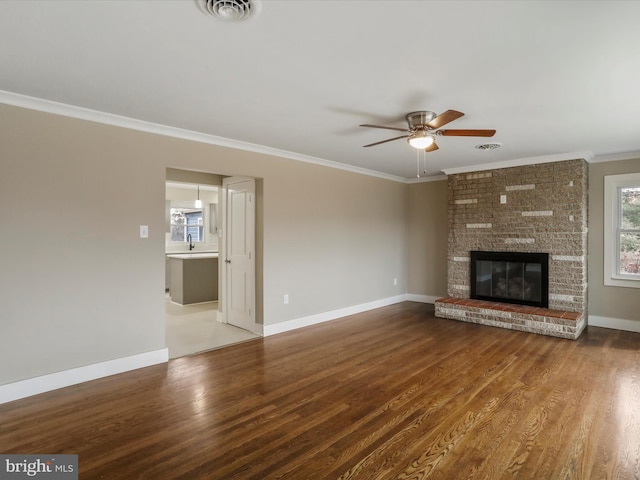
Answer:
top-left (360, 124), bottom-right (409, 133)
top-left (425, 141), bottom-right (439, 152)
top-left (362, 135), bottom-right (409, 147)
top-left (438, 129), bottom-right (496, 137)
top-left (426, 110), bottom-right (464, 129)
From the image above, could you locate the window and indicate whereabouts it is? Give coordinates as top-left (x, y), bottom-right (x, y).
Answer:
top-left (604, 172), bottom-right (640, 288)
top-left (170, 207), bottom-right (204, 243)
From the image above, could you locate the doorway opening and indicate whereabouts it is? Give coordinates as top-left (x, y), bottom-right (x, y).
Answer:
top-left (164, 169), bottom-right (260, 358)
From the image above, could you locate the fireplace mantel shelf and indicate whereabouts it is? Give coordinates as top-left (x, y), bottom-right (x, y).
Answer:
top-left (435, 297), bottom-right (585, 339)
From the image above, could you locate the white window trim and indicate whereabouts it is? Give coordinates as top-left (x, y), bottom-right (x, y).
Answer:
top-left (168, 201), bottom-right (208, 245)
top-left (604, 172), bottom-right (640, 288)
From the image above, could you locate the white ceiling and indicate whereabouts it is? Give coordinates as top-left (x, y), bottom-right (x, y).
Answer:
top-left (2, 0), bottom-right (640, 181)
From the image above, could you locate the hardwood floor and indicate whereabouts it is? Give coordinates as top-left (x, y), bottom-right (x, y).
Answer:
top-left (2, 302), bottom-right (640, 479)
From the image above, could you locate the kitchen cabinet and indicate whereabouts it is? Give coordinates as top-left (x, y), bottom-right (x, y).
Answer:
top-left (167, 253), bottom-right (218, 305)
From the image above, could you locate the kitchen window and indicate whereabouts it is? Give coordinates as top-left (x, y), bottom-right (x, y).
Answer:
top-left (604, 172), bottom-right (640, 288)
top-left (170, 207), bottom-right (204, 243)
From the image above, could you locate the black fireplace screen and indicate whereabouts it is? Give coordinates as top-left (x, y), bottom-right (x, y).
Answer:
top-left (470, 251), bottom-right (549, 308)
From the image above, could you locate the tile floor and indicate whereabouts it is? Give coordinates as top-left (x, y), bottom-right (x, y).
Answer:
top-left (165, 295), bottom-right (259, 359)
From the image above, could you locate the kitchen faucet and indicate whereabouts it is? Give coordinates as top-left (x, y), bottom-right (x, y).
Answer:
top-left (187, 234), bottom-right (194, 251)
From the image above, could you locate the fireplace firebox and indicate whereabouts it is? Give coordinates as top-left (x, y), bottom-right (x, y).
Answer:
top-left (470, 251), bottom-right (549, 308)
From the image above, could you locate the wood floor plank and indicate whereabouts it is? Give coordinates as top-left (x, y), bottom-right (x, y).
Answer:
top-left (1, 302), bottom-right (640, 479)
top-left (422, 336), bottom-right (562, 479)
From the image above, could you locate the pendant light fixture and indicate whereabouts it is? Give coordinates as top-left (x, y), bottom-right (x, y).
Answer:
top-left (195, 185), bottom-right (202, 208)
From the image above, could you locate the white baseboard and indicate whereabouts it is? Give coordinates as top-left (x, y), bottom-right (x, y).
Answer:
top-left (0, 348), bottom-right (169, 405)
top-left (588, 315), bottom-right (640, 333)
top-left (263, 294), bottom-right (409, 336)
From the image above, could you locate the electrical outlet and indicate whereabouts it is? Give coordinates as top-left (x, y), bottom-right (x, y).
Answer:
top-left (393, 278), bottom-right (398, 286)
top-left (284, 294), bottom-right (289, 305)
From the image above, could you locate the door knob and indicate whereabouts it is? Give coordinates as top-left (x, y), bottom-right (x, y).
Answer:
top-left (225, 259), bottom-right (231, 264)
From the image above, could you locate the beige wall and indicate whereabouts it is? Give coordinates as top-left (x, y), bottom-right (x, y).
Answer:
top-left (0, 104), bottom-right (410, 385)
top-left (588, 158), bottom-right (640, 323)
top-left (406, 180), bottom-right (448, 298)
top-left (0, 106), bottom-right (167, 385)
top-left (263, 163), bottom-right (409, 319)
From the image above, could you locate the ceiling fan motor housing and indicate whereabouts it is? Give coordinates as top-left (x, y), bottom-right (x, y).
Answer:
top-left (406, 111), bottom-right (437, 130)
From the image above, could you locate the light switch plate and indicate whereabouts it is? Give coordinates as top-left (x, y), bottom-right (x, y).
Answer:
top-left (140, 225), bottom-right (149, 238)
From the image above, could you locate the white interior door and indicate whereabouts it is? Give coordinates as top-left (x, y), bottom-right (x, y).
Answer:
top-left (223, 177), bottom-right (255, 332)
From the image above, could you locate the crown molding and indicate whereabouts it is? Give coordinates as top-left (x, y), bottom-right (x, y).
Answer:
top-left (590, 151), bottom-right (640, 163)
top-left (6, 90), bottom-right (625, 183)
top-left (441, 151), bottom-right (594, 175)
top-left (0, 90), bottom-right (408, 183)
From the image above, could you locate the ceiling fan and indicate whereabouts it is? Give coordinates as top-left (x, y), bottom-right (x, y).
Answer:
top-left (360, 110), bottom-right (496, 152)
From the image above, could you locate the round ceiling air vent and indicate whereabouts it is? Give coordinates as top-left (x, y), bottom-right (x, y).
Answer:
top-left (199, 0), bottom-right (261, 22)
top-left (475, 142), bottom-right (502, 150)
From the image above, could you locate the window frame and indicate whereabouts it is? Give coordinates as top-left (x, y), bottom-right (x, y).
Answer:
top-left (604, 172), bottom-right (640, 288)
top-left (169, 202), bottom-right (206, 244)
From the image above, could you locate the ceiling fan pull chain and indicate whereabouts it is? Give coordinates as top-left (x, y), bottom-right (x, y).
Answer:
top-left (423, 149), bottom-right (427, 175)
top-left (416, 149), bottom-right (421, 178)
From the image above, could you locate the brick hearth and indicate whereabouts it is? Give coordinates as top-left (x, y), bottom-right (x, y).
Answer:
top-left (435, 297), bottom-right (585, 340)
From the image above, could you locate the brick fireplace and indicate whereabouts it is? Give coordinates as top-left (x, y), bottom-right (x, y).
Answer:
top-left (435, 159), bottom-right (588, 339)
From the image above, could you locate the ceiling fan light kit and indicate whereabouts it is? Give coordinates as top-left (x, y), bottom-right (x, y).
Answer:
top-left (408, 131), bottom-right (435, 149)
top-left (360, 109), bottom-right (496, 154)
